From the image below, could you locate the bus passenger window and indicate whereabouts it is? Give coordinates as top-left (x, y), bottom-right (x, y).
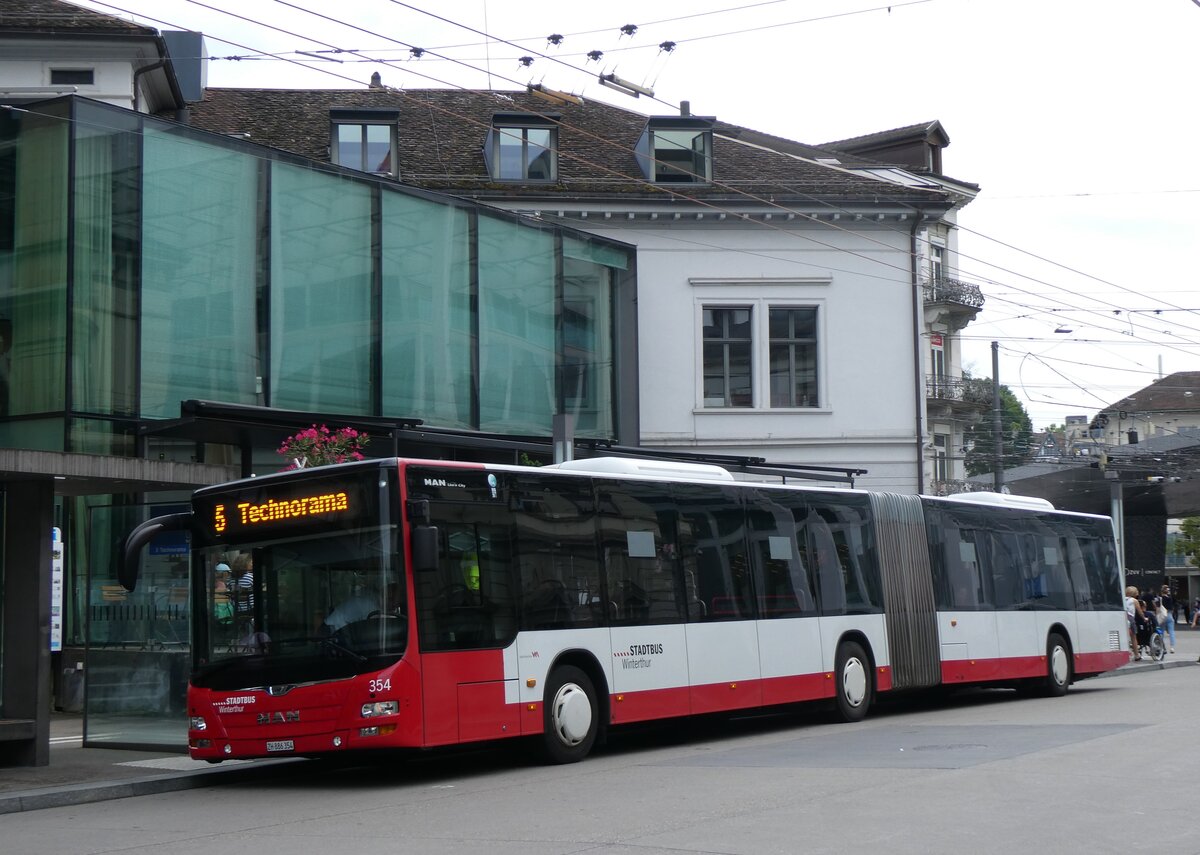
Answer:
top-left (597, 481), bottom-right (684, 625)
top-left (745, 490), bottom-right (814, 618)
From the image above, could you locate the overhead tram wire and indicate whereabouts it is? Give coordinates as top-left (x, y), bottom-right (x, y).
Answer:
top-left (78, 1), bottom-right (1200, 358)
top-left (32, 6), bottom-right (1185, 420)
top-left (96, 0), bottom-right (1197, 353)
top-left (397, 1), bottom-right (935, 66)
top-left (154, 1), bottom-right (922, 66)
top-left (88, 0), bottom-right (1196, 351)
top-left (956, 220), bottom-right (1200, 322)
top-left (373, 3), bottom-right (1200, 349)
top-left (952, 290), bottom-right (1200, 357)
top-left (158, 0), bottom-right (935, 282)
top-left (77, 0), bottom-right (1189, 356)
top-left (292, 7), bottom-right (1200, 353)
top-left (420, 0), bottom-right (808, 51)
top-left (71, 0), bottom-right (927, 286)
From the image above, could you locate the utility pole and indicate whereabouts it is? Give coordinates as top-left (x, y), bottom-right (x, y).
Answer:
top-left (992, 341), bottom-right (1004, 492)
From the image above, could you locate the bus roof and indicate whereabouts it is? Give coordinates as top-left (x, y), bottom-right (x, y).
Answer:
top-left (545, 457), bottom-right (736, 482)
top-left (938, 491), bottom-right (1056, 511)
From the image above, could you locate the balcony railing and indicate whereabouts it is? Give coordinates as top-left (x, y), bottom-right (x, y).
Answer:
top-left (922, 276), bottom-right (984, 309)
top-left (926, 374), bottom-right (992, 405)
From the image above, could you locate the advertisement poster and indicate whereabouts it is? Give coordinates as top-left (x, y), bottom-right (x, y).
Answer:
top-left (50, 526), bottom-right (64, 652)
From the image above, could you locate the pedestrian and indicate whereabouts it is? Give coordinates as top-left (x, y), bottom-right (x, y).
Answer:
top-left (1159, 585), bottom-right (1176, 652)
top-left (1125, 586), bottom-right (1142, 661)
top-left (1192, 597), bottom-right (1200, 629)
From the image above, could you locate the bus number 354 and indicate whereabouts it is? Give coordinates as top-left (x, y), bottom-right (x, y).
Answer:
top-left (368, 678), bottom-right (391, 694)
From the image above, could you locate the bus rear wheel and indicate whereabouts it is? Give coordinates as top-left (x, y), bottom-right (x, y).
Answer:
top-left (540, 665), bottom-right (599, 764)
top-left (834, 641), bottom-right (872, 723)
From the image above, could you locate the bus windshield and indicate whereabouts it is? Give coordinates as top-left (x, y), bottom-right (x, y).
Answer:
top-left (194, 524), bottom-right (405, 691)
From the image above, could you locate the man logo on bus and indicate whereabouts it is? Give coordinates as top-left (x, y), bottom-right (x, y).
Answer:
top-left (257, 710), bottom-right (300, 725)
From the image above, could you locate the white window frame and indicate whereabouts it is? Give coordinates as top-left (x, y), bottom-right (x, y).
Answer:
top-left (692, 285), bottom-right (828, 412)
top-left (330, 115), bottom-right (398, 177)
top-left (488, 123), bottom-right (558, 182)
top-left (933, 432), bottom-right (950, 482)
top-left (929, 241), bottom-right (945, 280)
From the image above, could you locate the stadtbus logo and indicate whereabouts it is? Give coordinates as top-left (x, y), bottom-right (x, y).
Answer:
top-left (615, 643), bottom-right (664, 670)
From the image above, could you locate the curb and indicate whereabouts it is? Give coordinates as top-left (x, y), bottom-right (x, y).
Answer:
top-left (1092, 657), bottom-right (1199, 680)
top-left (0, 758), bottom-right (299, 815)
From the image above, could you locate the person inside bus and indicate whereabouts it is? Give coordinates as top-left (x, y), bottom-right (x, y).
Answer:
top-left (212, 562), bottom-right (234, 627)
top-left (230, 553), bottom-right (255, 616)
top-left (460, 550), bottom-right (481, 595)
top-left (323, 578), bottom-right (403, 633)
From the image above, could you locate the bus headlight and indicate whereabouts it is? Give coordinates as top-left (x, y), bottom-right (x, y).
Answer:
top-left (189, 716), bottom-right (207, 731)
top-left (361, 700), bottom-right (398, 718)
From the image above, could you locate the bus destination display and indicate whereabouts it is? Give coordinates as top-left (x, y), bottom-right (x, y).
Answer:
top-left (195, 468), bottom-right (388, 545)
top-left (213, 490), bottom-right (351, 533)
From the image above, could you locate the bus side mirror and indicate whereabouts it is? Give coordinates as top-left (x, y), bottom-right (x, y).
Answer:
top-left (411, 525), bottom-right (440, 573)
top-left (120, 512), bottom-right (192, 592)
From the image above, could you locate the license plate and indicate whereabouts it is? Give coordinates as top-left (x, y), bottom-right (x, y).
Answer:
top-left (266, 740), bottom-right (294, 752)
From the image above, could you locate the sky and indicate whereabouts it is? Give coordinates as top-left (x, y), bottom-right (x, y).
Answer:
top-left (73, 0), bottom-right (1200, 431)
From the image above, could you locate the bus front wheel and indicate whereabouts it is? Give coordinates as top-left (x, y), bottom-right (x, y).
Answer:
top-left (834, 641), bottom-right (873, 723)
top-left (1043, 632), bottom-right (1071, 697)
top-left (540, 665), bottom-right (599, 764)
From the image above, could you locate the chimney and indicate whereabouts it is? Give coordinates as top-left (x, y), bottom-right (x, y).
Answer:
top-left (680, 100), bottom-right (690, 117)
top-left (369, 71), bottom-right (382, 88)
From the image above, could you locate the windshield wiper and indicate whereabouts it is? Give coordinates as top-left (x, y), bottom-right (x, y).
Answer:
top-left (276, 635), bottom-right (368, 662)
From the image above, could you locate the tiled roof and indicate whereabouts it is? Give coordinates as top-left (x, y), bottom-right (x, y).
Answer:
top-left (184, 87), bottom-right (957, 205)
top-left (1103, 372), bottom-right (1200, 414)
top-left (0, 0), bottom-right (157, 35)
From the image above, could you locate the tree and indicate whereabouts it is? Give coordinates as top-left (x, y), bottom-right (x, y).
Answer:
top-left (963, 381), bottom-right (1034, 477)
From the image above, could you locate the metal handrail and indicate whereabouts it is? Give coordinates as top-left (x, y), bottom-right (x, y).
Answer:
top-left (922, 276), bottom-right (984, 309)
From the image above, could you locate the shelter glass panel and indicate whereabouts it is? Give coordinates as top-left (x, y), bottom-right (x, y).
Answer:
top-left (84, 503), bottom-right (190, 749)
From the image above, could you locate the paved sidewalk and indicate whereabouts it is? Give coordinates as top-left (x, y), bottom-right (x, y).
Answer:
top-left (2, 626), bottom-right (1196, 814)
top-left (0, 715), bottom-right (299, 814)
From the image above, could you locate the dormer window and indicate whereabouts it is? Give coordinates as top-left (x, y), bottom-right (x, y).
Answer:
top-left (485, 113), bottom-right (558, 181)
top-left (637, 117), bottom-right (712, 183)
top-left (330, 109), bottom-right (399, 176)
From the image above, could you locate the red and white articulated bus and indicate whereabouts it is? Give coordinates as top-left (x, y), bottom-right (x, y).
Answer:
top-left (121, 456), bottom-right (1129, 764)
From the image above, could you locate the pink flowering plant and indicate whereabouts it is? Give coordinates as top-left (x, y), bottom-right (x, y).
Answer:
top-left (277, 424), bottom-right (369, 470)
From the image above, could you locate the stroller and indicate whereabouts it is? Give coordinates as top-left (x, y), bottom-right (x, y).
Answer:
top-left (1135, 612), bottom-right (1167, 662)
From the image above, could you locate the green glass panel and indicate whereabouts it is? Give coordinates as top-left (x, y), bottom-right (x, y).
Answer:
top-left (562, 235), bottom-right (630, 270)
top-left (270, 164), bottom-right (372, 414)
top-left (69, 417), bottom-right (136, 456)
top-left (2, 103), bottom-right (68, 418)
top-left (73, 103), bottom-right (138, 416)
top-left (381, 192), bottom-right (472, 428)
top-left (477, 217), bottom-right (555, 434)
top-left (562, 255), bottom-right (614, 439)
top-left (142, 126), bottom-right (259, 419)
top-left (0, 417), bottom-right (64, 451)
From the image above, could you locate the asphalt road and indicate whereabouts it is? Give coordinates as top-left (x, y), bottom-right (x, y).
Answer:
top-left (3, 666), bottom-right (1193, 855)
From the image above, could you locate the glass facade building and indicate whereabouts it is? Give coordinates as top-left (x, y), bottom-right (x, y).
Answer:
top-left (0, 96), bottom-right (636, 749)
